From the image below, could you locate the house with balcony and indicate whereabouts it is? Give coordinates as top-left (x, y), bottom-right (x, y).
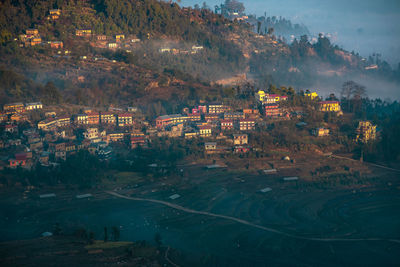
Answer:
top-left (199, 125), bottom-right (212, 137)
top-left (318, 101), bottom-right (341, 112)
top-left (264, 103), bottom-right (281, 118)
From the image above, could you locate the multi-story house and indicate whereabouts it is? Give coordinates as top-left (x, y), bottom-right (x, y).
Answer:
top-left (56, 115), bottom-right (71, 127)
top-left (75, 114), bottom-right (88, 124)
top-left (356, 121), bottom-right (377, 143)
top-left (239, 119), bottom-right (255, 131)
top-left (25, 102), bottom-right (43, 110)
top-left (264, 103), bottom-right (281, 118)
top-left (224, 112), bottom-right (245, 120)
top-left (188, 114), bottom-right (201, 121)
top-left (199, 125), bottom-right (212, 137)
top-left (220, 119), bottom-right (234, 131)
top-left (233, 134), bottom-right (248, 145)
top-left (208, 103), bottom-right (230, 114)
top-left (100, 112), bottom-right (116, 125)
top-left (3, 103), bottom-right (25, 113)
top-left (117, 113), bottom-right (134, 127)
top-left (84, 128), bottom-right (99, 141)
top-left (38, 118), bottom-right (57, 131)
top-left (87, 112), bottom-right (100, 125)
top-left (204, 114), bottom-right (219, 122)
top-left (130, 135), bottom-right (146, 149)
top-left (319, 101), bottom-right (341, 112)
top-left (156, 114), bottom-right (187, 128)
top-left (109, 132), bottom-right (125, 142)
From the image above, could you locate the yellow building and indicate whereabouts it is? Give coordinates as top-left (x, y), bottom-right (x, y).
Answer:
top-left (199, 125), bottom-right (212, 137)
top-left (356, 121), bottom-right (376, 143)
top-left (75, 114), bottom-right (88, 124)
top-left (319, 101), bottom-right (341, 112)
top-left (26, 29), bottom-right (39, 36)
top-left (76, 29), bottom-right (92, 37)
top-left (256, 90), bottom-right (266, 101)
top-left (49, 9), bottom-right (61, 19)
top-left (312, 127), bottom-right (330, 137)
top-left (305, 91), bottom-right (318, 99)
top-left (4, 102), bottom-right (25, 113)
top-left (115, 34), bottom-right (125, 41)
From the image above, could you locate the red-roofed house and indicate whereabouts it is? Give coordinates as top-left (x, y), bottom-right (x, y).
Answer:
top-left (131, 135), bottom-right (146, 149)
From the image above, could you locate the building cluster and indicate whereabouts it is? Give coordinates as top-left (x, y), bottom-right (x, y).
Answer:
top-left (256, 90), bottom-right (290, 119)
top-left (88, 32), bottom-right (141, 50)
top-left (2, 87), bottom-right (369, 170)
top-left (155, 103), bottom-right (263, 139)
top-left (19, 27), bottom-right (63, 49)
top-left (159, 45), bottom-right (204, 55)
top-left (0, 102), bottom-right (144, 170)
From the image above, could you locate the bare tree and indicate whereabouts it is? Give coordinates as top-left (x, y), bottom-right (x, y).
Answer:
top-left (341, 81), bottom-right (366, 111)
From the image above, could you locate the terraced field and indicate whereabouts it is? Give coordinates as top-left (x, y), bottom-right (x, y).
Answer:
top-left (1, 167), bottom-right (399, 266)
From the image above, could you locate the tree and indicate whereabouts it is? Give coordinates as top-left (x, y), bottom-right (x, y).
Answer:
top-left (224, 0), bottom-right (245, 14)
top-left (41, 82), bottom-right (61, 104)
top-left (111, 226), bottom-right (120, 241)
top-left (88, 231), bottom-right (95, 244)
top-left (104, 227), bottom-right (108, 242)
top-left (341, 81), bottom-right (366, 112)
top-left (154, 232), bottom-right (162, 248)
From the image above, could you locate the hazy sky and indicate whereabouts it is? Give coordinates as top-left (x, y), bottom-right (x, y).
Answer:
top-left (179, 0), bottom-right (400, 65)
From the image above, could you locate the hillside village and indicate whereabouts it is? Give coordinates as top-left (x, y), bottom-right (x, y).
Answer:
top-left (0, 87), bottom-right (378, 171)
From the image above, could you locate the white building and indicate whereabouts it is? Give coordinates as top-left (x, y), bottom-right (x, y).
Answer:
top-left (25, 102), bottom-right (43, 110)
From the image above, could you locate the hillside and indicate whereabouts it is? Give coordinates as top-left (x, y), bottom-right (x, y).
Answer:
top-left (1, 0), bottom-right (400, 106)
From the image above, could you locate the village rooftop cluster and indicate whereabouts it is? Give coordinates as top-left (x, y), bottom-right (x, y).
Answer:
top-left (0, 88), bottom-right (377, 170)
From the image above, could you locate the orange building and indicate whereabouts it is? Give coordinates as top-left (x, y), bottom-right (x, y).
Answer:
top-left (87, 112), bottom-right (100, 124)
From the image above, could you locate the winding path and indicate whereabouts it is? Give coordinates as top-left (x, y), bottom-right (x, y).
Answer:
top-left (106, 191), bottom-right (400, 244)
top-left (330, 154), bottom-right (400, 173)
